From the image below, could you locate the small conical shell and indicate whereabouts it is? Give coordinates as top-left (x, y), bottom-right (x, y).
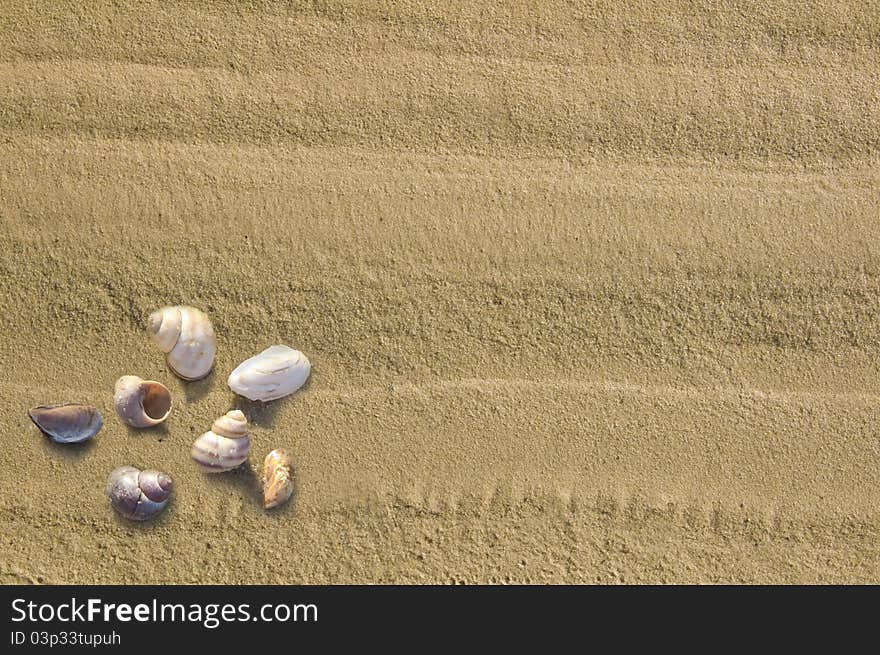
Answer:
top-left (28, 404), bottom-right (103, 443)
top-left (227, 345), bottom-right (311, 402)
top-left (148, 306), bottom-right (216, 381)
top-left (191, 409), bottom-right (250, 472)
top-left (106, 466), bottom-right (173, 521)
top-left (114, 376), bottom-right (172, 428)
top-left (262, 449), bottom-right (293, 509)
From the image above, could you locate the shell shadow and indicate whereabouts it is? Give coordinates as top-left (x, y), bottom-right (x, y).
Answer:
top-left (181, 370), bottom-right (215, 403)
top-left (38, 434), bottom-right (96, 460)
top-left (125, 422), bottom-right (171, 442)
top-left (231, 376), bottom-right (312, 428)
top-left (203, 461), bottom-right (262, 506)
top-left (232, 397), bottom-right (283, 428)
top-left (109, 501), bottom-right (176, 530)
top-left (262, 464), bottom-right (297, 519)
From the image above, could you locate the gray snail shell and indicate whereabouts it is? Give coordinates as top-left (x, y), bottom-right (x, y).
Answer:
top-left (106, 466), bottom-right (173, 521)
top-left (191, 410), bottom-right (250, 472)
top-left (28, 404), bottom-right (103, 443)
top-left (114, 375), bottom-right (172, 428)
top-left (148, 306), bottom-right (216, 381)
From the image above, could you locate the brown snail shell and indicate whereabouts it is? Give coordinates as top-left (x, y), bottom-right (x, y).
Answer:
top-left (28, 404), bottom-right (103, 443)
top-left (262, 449), bottom-right (293, 509)
top-left (106, 466), bottom-right (173, 521)
top-left (191, 410), bottom-right (250, 472)
top-left (114, 376), bottom-right (172, 428)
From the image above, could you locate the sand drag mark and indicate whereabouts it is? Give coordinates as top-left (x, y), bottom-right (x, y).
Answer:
top-left (1, 1), bottom-right (879, 583)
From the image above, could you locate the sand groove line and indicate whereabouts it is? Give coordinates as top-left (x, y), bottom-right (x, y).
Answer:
top-left (6, 52), bottom-right (880, 75)
top-left (2, 1), bottom-right (878, 69)
top-left (4, 59), bottom-right (877, 96)
top-left (2, 493), bottom-right (878, 540)
top-left (5, 377), bottom-right (880, 406)
top-left (5, 132), bottom-right (880, 174)
top-left (3, 61), bottom-right (878, 159)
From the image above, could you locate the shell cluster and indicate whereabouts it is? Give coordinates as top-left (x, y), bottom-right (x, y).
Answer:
top-left (31, 304), bottom-right (308, 521)
top-left (191, 410), bottom-right (250, 472)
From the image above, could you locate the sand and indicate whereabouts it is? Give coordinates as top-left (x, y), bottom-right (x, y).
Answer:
top-left (1, 0), bottom-right (879, 584)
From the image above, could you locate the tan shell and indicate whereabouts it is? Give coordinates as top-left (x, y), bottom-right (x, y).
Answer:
top-left (114, 376), bottom-right (172, 428)
top-left (148, 306), bottom-right (216, 381)
top-left (262, 449), bottom-right (293, 509)
top-left (191, 410), bottom-right (250, 472)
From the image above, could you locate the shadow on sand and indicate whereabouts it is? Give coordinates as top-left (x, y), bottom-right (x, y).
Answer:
top-left (230, 375), bottom-right (312, 428)
top-left (181, 370), bottom-right (215, 404)
top-left (39, 434), bottom-right (97, 460)
top-left (109, 500), bottom-right (177, 530)
top-left (125, 422), bottom-right (171, 442)
top-left (232, 397), bottom-right (281, 427)
top-left (204, 461), bottom-right (263, 505)
top-left (200, 461), bottom-right (298, 516)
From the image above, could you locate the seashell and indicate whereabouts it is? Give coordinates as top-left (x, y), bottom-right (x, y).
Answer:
top-left (262, 449), bottom-right (293, 509)
top-left (227, 345), bottom-right (311, 402)
top-left (114, 375), bottom-right (172, 428)
top-left (191, 409), bottom-right (250, 472)
top-left (106, 466), bottom-right (173, 521)
top-left (28, 403), bottom-right (103, 444)
top-left (147, 305), bottom-right (216, 381)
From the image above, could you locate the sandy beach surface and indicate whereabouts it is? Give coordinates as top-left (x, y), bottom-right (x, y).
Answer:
top-left (1, 1), bottom-right (879, 583)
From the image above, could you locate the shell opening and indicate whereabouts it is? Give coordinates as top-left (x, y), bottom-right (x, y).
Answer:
top-left (142, 383), bottom-right (172, 420)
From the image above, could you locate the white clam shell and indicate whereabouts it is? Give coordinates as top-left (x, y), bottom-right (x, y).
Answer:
top-left (227, 345), bottom-right (311, 402)
top-left (148, 306), bottom-right (216, 381)
top-left (114, 376), bottom-right (172, 428)
top-left (191, 409), bottom-right (250, 472)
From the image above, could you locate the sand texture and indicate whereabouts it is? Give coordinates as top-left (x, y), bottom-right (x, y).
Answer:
top-left (1, 1), bottom-right (879, 584)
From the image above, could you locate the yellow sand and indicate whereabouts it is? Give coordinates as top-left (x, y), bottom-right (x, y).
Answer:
top-left (1, 1), bottom-right (879, 583)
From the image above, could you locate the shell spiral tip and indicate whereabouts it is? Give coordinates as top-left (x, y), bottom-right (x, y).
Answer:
top-left (156, 473), bottom-right (173, 492)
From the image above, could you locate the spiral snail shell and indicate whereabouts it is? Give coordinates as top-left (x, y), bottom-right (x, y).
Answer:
top-left (191, 410), bottom-right (250, 472)
top-left (114, 375), bottom-right (173, 428)
top-left (28, 403), bottom-right (103, 443)
top-left (227, 345), bottom-right (311, 402)
top-left (148, 306), bottom-right (216, 381)
top-left (262, 449), bottom-right (293, 509)
top-left (106, 466), bottom-right (173, 521)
